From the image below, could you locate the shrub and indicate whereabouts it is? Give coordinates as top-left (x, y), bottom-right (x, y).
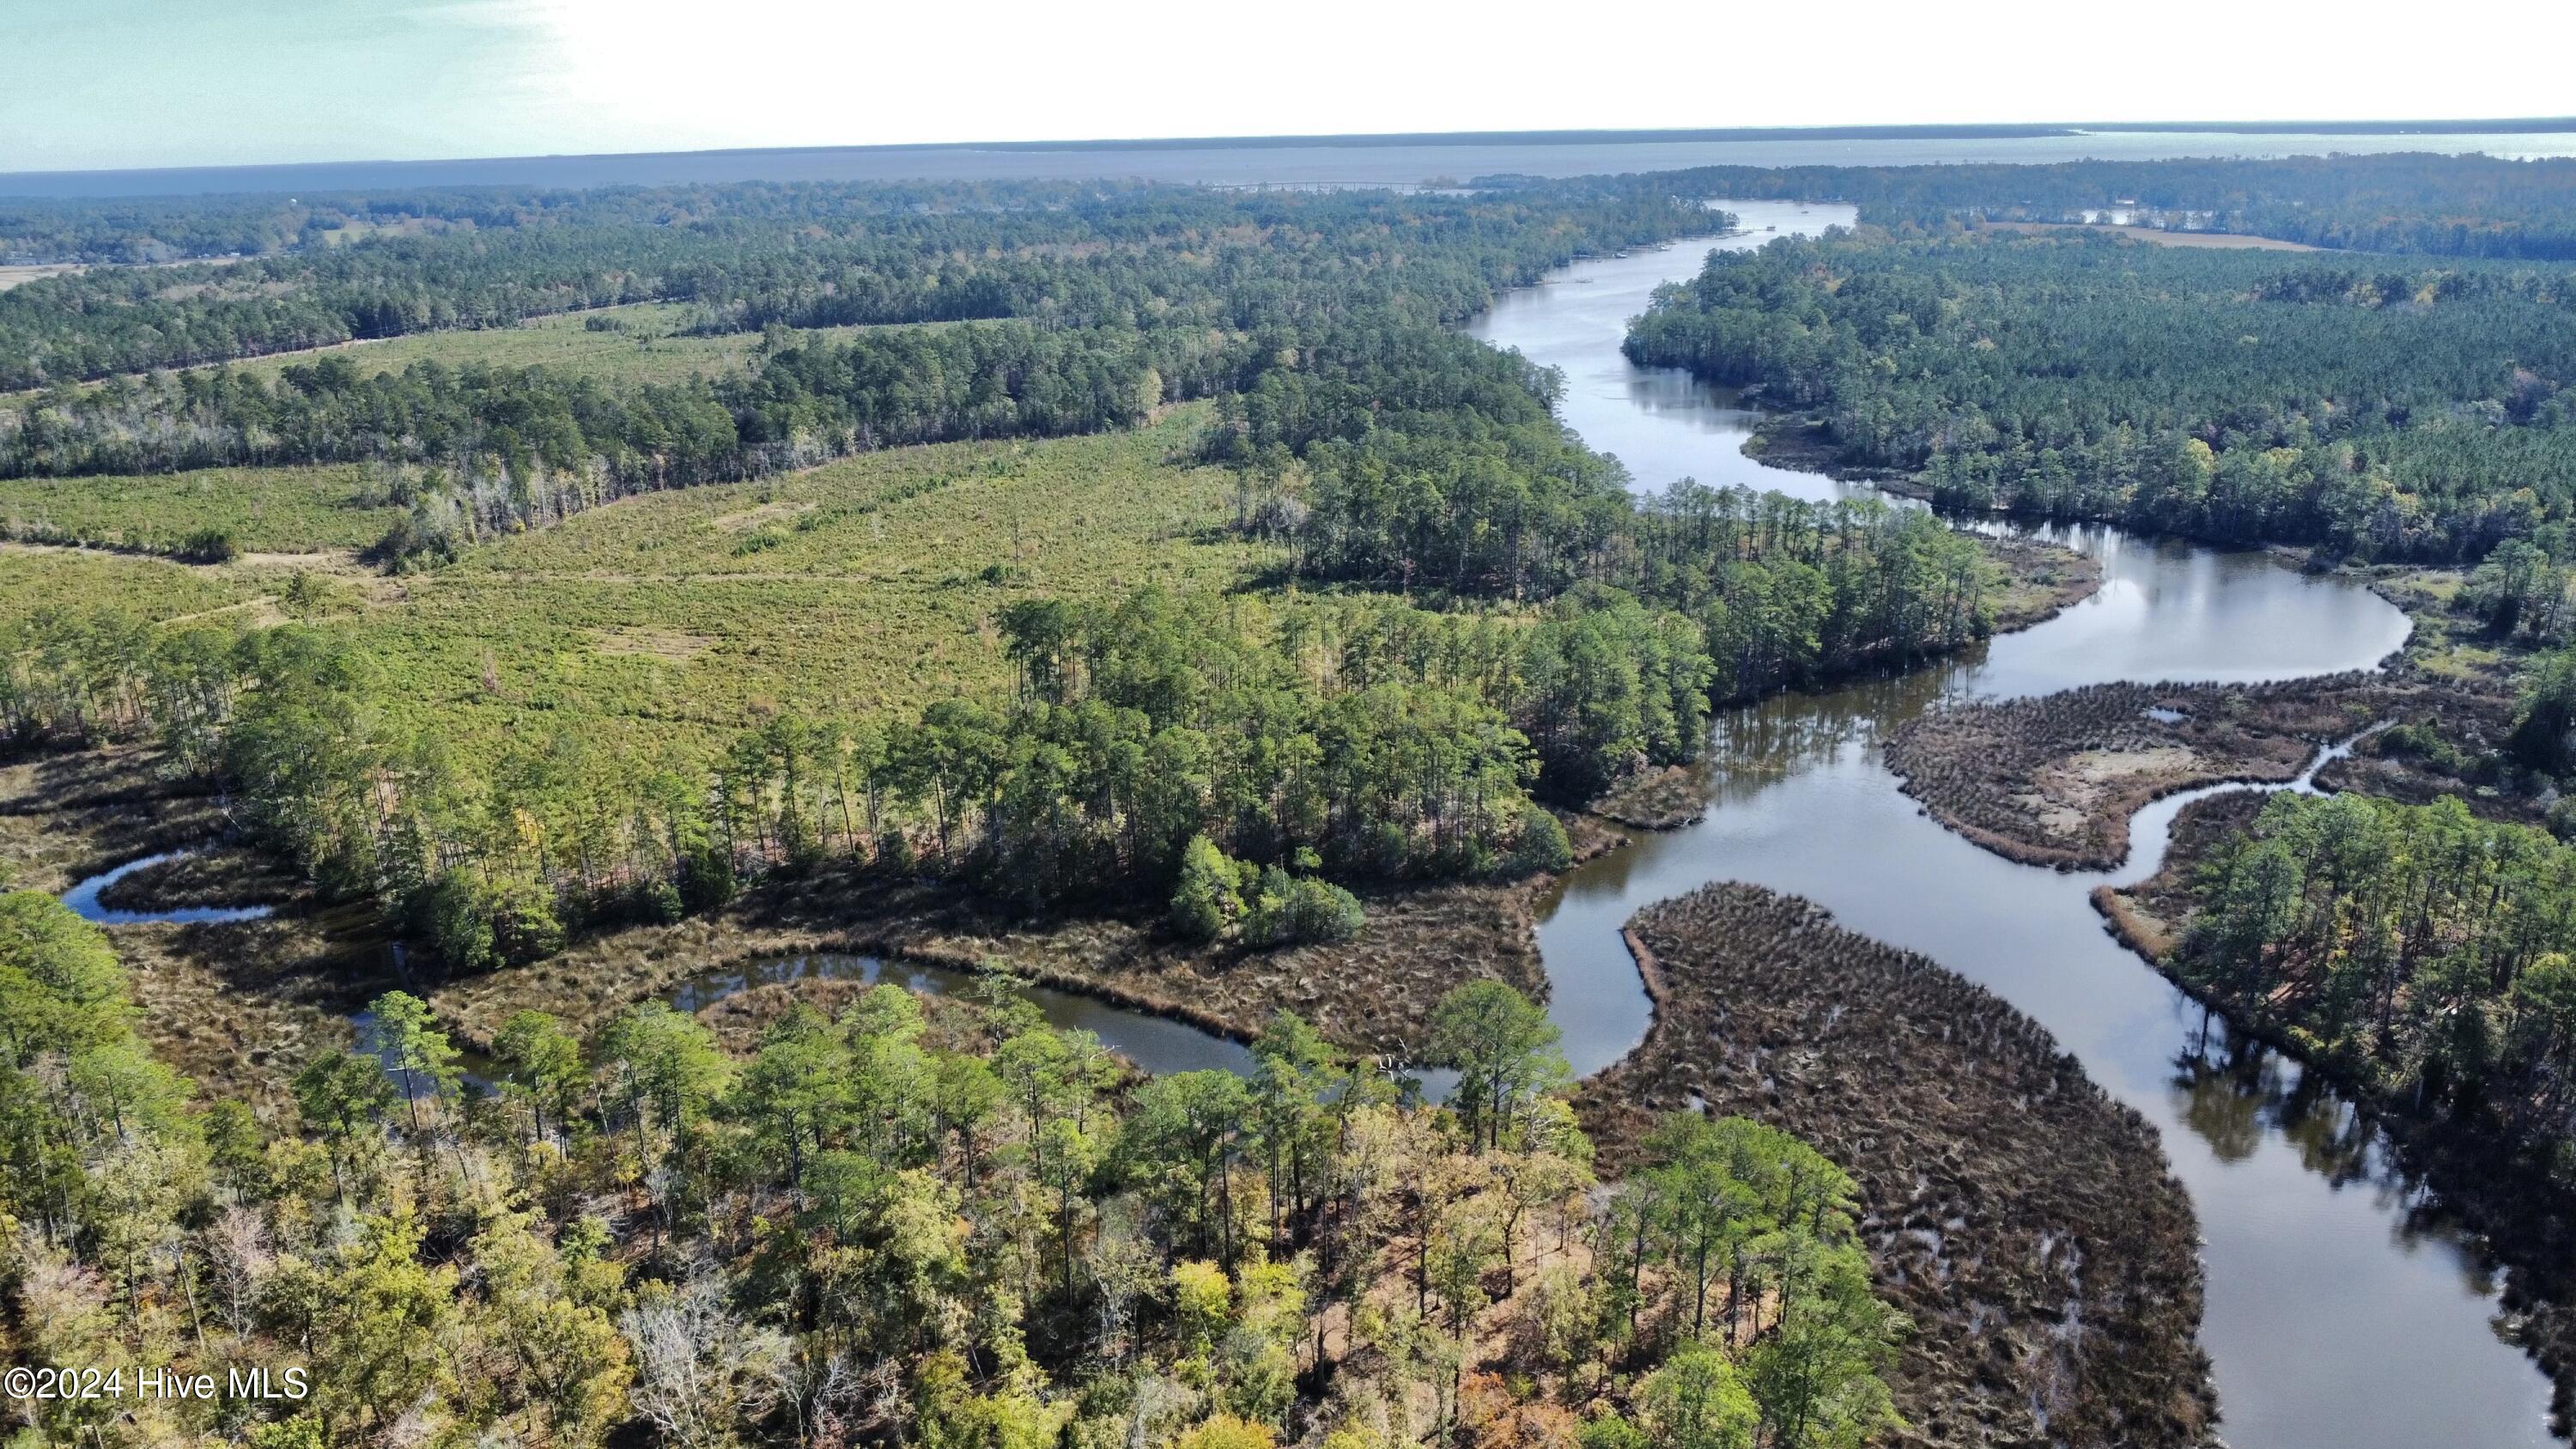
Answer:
top-left (484, 876), bottom-right (566, 965)
top-left (1283, 877), bottom-right (1364, 943)
top-left (1239, 863), bottom-right (1364, 947)
top-left (406, 869), bottom-right (564, 972)
top-left (677, 843), bottom-right (737, 913)
top-left (175, 527), bottom-right (240, 563)
top-left (1507, 803), bottom-right (1573, 874)
top-left (411, 869), bottom-right (498, 973)
top-left (1170, 835), bottom-right (1242, 942)
top-left (637, 878), bottom-right (686, 924)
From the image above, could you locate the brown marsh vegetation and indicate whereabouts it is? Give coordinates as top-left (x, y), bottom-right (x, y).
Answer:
top-left (1580, 883), bottom-right (2216, 1449)
top-left (1885, 675), bottom-right (2402, 869)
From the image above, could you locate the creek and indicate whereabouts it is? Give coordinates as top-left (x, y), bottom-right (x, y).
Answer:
top-left (1467, 198), bottom-right (2553, 1448)
top-left (58, 196), bottom-right (2552, 1447)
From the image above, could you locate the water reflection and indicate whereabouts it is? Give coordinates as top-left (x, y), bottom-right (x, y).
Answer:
top-left (59, 850), bottom-right (276, 926)
top-left (1475, 207), bottom-right (2556, 1448)
top-left (669, 953), bottom-right (1260, 1078)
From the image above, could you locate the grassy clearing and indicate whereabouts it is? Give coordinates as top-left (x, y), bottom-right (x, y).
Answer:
top-left (42, 303), bottom-right (950, 396)
top-left (0, 463), bottom-right (400, 554)
top-left (338, 406), bottom-right (1268, 756)
top-left (0, 544), bottom-right (259, 626)
top-left (0, 407), bottom-right (1265, 769)
top-left (1977, 221), bottom-right (2325, 251)
top-left (215, 302), bottom-right (769, 388)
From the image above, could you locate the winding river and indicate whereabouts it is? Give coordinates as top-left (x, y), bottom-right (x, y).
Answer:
top-left (57, 197), bottom-right (2555, 1447)
top-left (1468, 198), bottom-right (2555, 1448)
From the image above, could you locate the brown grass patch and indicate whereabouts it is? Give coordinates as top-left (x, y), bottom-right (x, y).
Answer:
top-left (1886, 676), bottom-right (2401, 869)
top-left (430, 858), bottom-right (1555, 1064)
top-left (0, 747), bottom-right (227, 893)
top-left (1580, 884), bottom-right (2215, 1449)
top-left (109, 900), bottom-right (398, 1114)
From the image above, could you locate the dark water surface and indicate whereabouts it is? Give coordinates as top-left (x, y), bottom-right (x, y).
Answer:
top-left (1478, 198), bottom-right (2552, 1447)
top-left (667, 952), bottom-right (1259, 1077)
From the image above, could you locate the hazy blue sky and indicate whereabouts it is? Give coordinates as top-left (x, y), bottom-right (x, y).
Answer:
top-left (6, 0), bottom-right (2574, 174)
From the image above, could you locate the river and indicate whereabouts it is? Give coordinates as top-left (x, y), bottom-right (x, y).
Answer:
top-left (54, 194), bottom-right (2555, 1446)
top-left (1467, 198), bottom-right (2555, 1447)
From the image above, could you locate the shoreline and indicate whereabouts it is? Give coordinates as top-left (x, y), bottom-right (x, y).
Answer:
top-left (2095, 793), bottom-right (2576, 1434)
top-left (1581, 884), bottom-right (2217, 1448)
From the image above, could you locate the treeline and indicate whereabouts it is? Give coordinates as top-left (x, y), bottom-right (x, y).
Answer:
top-left (2, 582), bottom-right (1631, 971)
top-left (2183, 790), bottom-right (2576, 1184)
top-left (8, 323), bottom-right (1210, 564)
top-left (3, 492), bottom-right (1998, 978)
top-left (1213, 320), bottom-right (2001, 702)
top-left (3, 180), bottom-right (1717, 563)
top-left (1, 861), bottom-right (1904, 1449)
top-left (0, 179), bottom-right (1187, 265)
top-left (0, 178), bottom-right (1706, 388)
top-left (1625, 229), bottom-right (2576, 562)
top-left (2, 223), bottom-right (2014, 984)
top-left (1656, 151), bottom-right (2576, 258)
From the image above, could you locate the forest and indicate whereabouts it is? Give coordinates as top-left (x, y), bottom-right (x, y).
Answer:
top-left (0, 879), bottom-right (1906, 1449)
top-left (0, 179), bottom-right (1718, 569)
top-left (0, 179), bottom-right (1704, 388)
top-left (12, 153), bottom-right (2576, 276)
top-left (1647, 152), bottom-right (2576, 257)
top-left (2180, 788), bottom-right (2576, 1180)
top-left (0, 173), bottom-right (2008, 983)
top-left (25, 143), bottom-right (2514, 1443)
top-left (0, 471), bottom-right (2000, 977)
top-left (1624, 228), bottom-right (2576, 561)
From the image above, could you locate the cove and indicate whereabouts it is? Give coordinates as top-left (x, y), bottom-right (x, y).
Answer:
top-left (1468, 198), bottom-right (2555, 1447)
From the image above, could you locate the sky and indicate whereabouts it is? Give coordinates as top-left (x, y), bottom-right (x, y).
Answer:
top-left (5, 0), bottom-right (2576, 174)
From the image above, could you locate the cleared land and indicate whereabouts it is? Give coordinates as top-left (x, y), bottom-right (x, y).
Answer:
top-left (1978, 221), bottom-right (2325, 251)
top-left (0, 464), bottom-right (401, 554)
top-left (0, 408), bottom-right (1270, 768)
top-left (0, 263), bottom-right (82, 290)
top-left (213, 302), bottom-right (765, 388)
top-left (3, 302), bottom-right (951, 404)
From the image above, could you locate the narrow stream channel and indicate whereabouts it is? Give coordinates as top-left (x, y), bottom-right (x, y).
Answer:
top-left (56, 197), bottom-right (2555, 1447)
top-left (1467, 198), bottom-right (2555, 1448)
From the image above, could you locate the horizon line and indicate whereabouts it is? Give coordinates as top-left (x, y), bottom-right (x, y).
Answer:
top-left (7, 115), bottom-right (2576, 189)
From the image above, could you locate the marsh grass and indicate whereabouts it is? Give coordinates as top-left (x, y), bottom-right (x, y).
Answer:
top-left (1582, 883), bottom-right (2215, 1449)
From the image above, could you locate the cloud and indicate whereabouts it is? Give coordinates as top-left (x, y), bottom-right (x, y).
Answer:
top-left (5, 0), bottom-right (2574, 172)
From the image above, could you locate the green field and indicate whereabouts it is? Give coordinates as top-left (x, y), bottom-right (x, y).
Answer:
top-left (216, 301), bottom-right (770, 388)
top-left (348, 406), bottom-right (1266, 752)
top-left (0, 543), bottom-right (261, 625)
top-left (0, 463), bottom-right (399, 554)
top-left (0, 307), bottom-right (977, 560)
top-left (2, 405), bottom-right (1272, 764)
